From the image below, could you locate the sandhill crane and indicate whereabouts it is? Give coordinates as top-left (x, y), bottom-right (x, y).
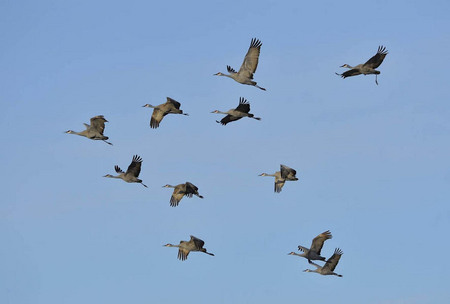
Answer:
top-left (336, 46), bottom-right (388, 85)
top-left (142, 97), bottom-right (188, 129)
top-left (303, 248), bottom-right (343, 277)
top-left (163, 182), bottom-right (204, 207)
top-left (214, 38), bottom-right (266, 91)
top-left (103, 155), bottom-right (147, 187)
top-left (164, 235), bottom-right (214, 261)
top-left (288, 230), bottom-right (332, 262)
top-left (211, 97), bottom-right (261, 125)
top-left (65, 115), bottom-right (112, 145)
top-left (259, 164), bottom-right (298, 193)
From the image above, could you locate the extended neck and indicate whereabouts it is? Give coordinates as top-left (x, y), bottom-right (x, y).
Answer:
top-left (104, 174), bottom-right (121, 179)
top-left (165, 243), bottom-right (179, 248)
top-left (66, 130), bottom-right (84, 136)
top-left (261, 173), bottom-right (276, 177)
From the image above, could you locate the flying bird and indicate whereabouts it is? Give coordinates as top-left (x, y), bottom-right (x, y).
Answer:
top-left (303, 248), bottom-right (344, 277)
top-left (103, 155), bottom-right (147, 187)
top-left (143, 97), bottom-right (188, 129)
top-left (163, 182), bottom-right (204, 207)
top-left (65, 115), bottom-right (112, 145)
top-left (288, 230), bottom-right (332, 262)
top-left (164, 235), bottom-right (214, 261)
top-left (259, 164), bottom-right (298, 193)
top-left (211, 97), bottom-right (261, 125)
top-left (214, 38), bottom-right (266, 90)
top-left (336, 45), bottom-right (388, 85)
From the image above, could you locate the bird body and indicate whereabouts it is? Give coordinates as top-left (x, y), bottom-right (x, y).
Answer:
top-left (259, 164), bottom-right (298, 193)
top-left (336, 46), bottom-right (388, 85)
top-left (163, 182), bottom-right (204, 207)
top-left (65, 115), bottom-right (112, 145)
top-left (143, 97), bottom-right (188, 129)
top-left (289, 230), bottom-right (332, 262)
top-left (104, 155), bottom-right (147, 187)
top-left (212, 97), bottom-right (261, 125)
top-left (304, 248), bottom-right (343, 277)
top-left (214, 38), bottom-right (265, 90)
top-left (164, 235), bottom-right (214, 261)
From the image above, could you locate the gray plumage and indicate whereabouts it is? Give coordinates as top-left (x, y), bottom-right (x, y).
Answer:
top-left (103, 155), bottom-right (147, 187)
top-left (259, 164), bottom-right (298, 193)
top-left (211, 97), bottom-right (261, 125)
top-left (214, 38), bottom-right (266, 90)
top-left (143, 97), bottom-right (188, 129)
top-left (289, 230), bottom-right (332, 262)
top-left (164, 235), bottom-right (214, 261)
top-left (336, 46), bottom-right (388, 85)
top-left (303, 248), bottom-right (343, 277)
top-left (65, 115), bottom-right (112, 145)
top-left (163, 182), bottom-right (204, 207)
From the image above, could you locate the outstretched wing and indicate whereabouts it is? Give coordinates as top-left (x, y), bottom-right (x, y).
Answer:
top-left (178, 247), bottom-right (190, 261)
top-left (184, 182), bottom-right (199, 197)
top-left (280, 164), bottom-right (296, 179)
top-left (190, 235), bottom-right (205, 249)
top-left (339, 69), bottom-right (362, 78)
top-left (364, 45), bottom-right (388, 69)
top-left (89, 115), bottom-right (107, 135)
top-left (126, 155), bottom-right (143, 177)
top-left (114, 165), bottom-right (124, 174)
top-left (322, 248), bottom-right (343, 272)
top-left (227, 65), bottom-right (237, 74)
top-left (310, 230), bottom-right (332, 255)
top-left (274, 176), bottom-right (285, 193)
top-left (150, 108), bottom-right (166, 129)
top-left (218, 115), bottom-right (241, 125)
top-left (298, 245), bottom-right (309, 253)
top-left (170, 191), bottom-right (184, 207)
top-left (235, 97), bottom-right (251, 113)
top-left (166, 97), bottom-right (181, 109)
top-left (238, 38), bottom-right (262, 79)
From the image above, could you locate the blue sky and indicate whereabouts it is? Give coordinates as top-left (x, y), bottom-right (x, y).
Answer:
top-left (1, 0), bottom-right (450, 303)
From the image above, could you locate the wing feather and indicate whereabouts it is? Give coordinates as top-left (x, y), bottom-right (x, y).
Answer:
top-left (150, 108), bottom-right (166, 129)
top-left (166, 97), bottom-right (181, 109)
top-left (322, 248), bottom-right (343, 272)
top-left (310, 230), bottom-right (332, 255)
top-left (364, 45), bottom-right (388, 69)
top-left (190, 235), bottom-right (205, 249)
top-left (280, 165), bottom-right (296, 179)
top-left (238, 38), bottom-right (262, 79)
top-left (89, 115), bottom-right (107, 135)
top-left (339, 69), bottom-right (362, 78)
top-left (126, 155), bottom-right (143, 177)
top-left (235, 97), bottom-right (251, 113)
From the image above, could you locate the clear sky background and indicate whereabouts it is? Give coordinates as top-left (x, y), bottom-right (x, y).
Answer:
top-left (1, 0), bottom-right (450, 303)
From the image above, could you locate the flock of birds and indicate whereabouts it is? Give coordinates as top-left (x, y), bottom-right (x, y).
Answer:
top-left (65, 38), bottom-right (389, 276)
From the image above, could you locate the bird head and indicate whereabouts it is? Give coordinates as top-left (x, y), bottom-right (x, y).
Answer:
top-left (258, 173), bottom-right (268, 176)
top-left (340, 64), bottom-right (351, 68)
top-left (303, 269), bottom-right (313, 273)
top-left (64, 130), bottom-right (75, 134)
top-left (103, 174), bottom-right (114, 178)
top-left (162, 184), bottom-right (172, 188)
top-left (142, 104), bottom-right (154, 108)
top-left (163, 243), bottom-right (173, 247)
top-left (213, 72), bottom-right (223, 76)
top-left (288, 252), bottom-right (296, 255)
top-left (210, 110), bottom-right (220, 114)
